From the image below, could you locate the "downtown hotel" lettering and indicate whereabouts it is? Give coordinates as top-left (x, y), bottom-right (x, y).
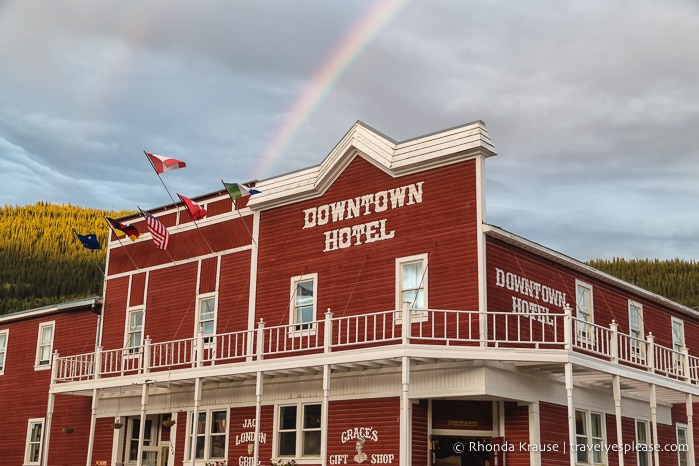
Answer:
top-left (303, 182), bottom-right (424, 252)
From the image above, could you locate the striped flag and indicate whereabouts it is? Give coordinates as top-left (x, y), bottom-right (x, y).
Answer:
top-left (141, 210), bottom-right (170, 250)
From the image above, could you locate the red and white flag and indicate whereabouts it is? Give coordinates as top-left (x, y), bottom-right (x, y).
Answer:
top-left (177, 193), bottom-right (207, 221)
top-left (141, 210), bottom-right (171, 250)
top-left (144, 151), bottom-right (186, 174)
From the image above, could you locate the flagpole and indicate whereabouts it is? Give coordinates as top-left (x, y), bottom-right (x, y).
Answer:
top-left (176, 194), bottom-right (215, 255)
top-left (71, 228), bottom-right (105, 276)
top-left (103, 217), bottom-right (140, 270)
top-left (143, 150), bottom-right (180, 225)
top-left (220, 179), bottom-right (259, 247)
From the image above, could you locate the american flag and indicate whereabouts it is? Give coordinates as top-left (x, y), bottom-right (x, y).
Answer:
top-left (142, 211), bottom-right (170, 250)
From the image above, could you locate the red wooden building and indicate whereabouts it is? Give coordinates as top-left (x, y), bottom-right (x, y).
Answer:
top-left (7, 121), bottom-right (699, 466)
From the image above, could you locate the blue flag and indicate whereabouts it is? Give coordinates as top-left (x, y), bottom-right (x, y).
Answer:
top-left (75, 232), bottom-right (102, 250)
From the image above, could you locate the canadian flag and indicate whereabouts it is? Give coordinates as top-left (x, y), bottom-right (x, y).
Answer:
top-left (144, 151), bottom-right (187, 174)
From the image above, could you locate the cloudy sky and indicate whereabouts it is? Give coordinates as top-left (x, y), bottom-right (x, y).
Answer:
top-left (1, 0), bottom-right (698, 261)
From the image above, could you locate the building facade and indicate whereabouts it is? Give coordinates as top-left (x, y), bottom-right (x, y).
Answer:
top-left (6, 121), bottom-right (699, 466)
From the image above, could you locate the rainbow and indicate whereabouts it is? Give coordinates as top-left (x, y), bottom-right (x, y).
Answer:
top-left (254, 0), bottom-right (410, 179)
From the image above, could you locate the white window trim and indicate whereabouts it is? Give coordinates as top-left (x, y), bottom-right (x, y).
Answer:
top-left (24, 417), bottom-right (45, 465)
top-left (635, 418), bottom-right (652, 466)
top-left (195, 292), bottom-right (218, 344)
top-left (395, 253), bottom-right (429, 323)
top-left (274, 401), bottom-right (322, 460)
top-left (672, 316), bottom-right (685, 370)
top-left (124, 307), bottom-right (145, 358)
top-left (676, 423), bottom-right (689, 466)
top-left (628, 300), bottom-right (645, 362)
top-left (575, 280), bottom-right (594, 344)
top-left (126, 415), bottom-right (158, 463)
top-left (289, 273), bottom-right (318, 336)
top-left (34, 320), bottom-right (55, 370)
top-left (185, 407), bottom-right (229, 461)
top-left (574, 409), bottom-right (606, 465)
top-left (0, 328), bottom-right (8, 375)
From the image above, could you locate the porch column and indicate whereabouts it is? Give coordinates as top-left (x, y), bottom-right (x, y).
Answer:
top-left (41, 353), bottom-right (59, 466)
top-left (528, 402), bottom-right (541, 466)
top-left (564, 362), bottom-right (575, 466)
top-left (190, 377), bottom-right (203, 466)
top-left (687, 394), bottom-right (695, 466)
top-left (400, 356), bottom-right (411, 466)
top-left (321, 364), bottom-right (331, 466)
top-left (649, 384), bottom-right (660, 466)
top-left (85, 388), bottom-right (99, 466)
top-left (612, 375), bottom-right (623, 466)
top-left (136, 382), bottom-right (150, 466)
top-left (253, 372), bottom-right (263, 466)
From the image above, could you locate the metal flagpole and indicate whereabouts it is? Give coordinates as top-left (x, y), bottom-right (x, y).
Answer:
top-left (104, 217), bottom-right (140, 270)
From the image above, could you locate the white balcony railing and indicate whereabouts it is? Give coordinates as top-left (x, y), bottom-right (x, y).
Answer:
top-left (52, 307), bottom-right (699, 388)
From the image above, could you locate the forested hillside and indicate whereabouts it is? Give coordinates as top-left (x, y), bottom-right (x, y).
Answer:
top-left (0, 203), bottom-right (132, 315)
top-left (2, 203), bottom-right (699, 316)
top-left (587, 258), bottom-right (699, 310)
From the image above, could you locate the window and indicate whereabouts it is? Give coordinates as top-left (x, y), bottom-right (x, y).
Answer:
top-left (24, 418), bottom-right (44, 465)
top-left (35, 321), bottom-right (55, 369)
top-left (126, 308), bottom-right (144, 353)
top-left (127, 417), bottom-right (155, 462)
top-left (575, 280), bottom-right (594, 341)
top-left (277, 403), bottom-right (322, 458)
top-left (636, 419), bottom-right (651, 466)
top-left (187, 409), bottom-right (228, 461)
top-left (575, 409), bottom-right (604, 465)
top-left (0, 329), bottom-right (8, 374)
top-left (628, 300), bottom-right (645, 362)
top-left (672, 317), bottom-right (685, 369)
top-left (677, 424), bottom-right (688, 466)
top-left (197, 294), bottom-right (217, 343)
top-left (290, 274), bottom-right (318, 331)
top-left (396, 254), bottom-right (428, 312)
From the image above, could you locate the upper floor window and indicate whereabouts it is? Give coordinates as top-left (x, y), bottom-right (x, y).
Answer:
top-left (277, 403), bottom-right (322, 459)
top-left (126, 308), bottom-right (144, 353)
top-left (672, 317), bottom-right (685, 369)
top-left (290, 274), bottom-right (318, 331)
top-left (35, 321), bottom-right (55, 369)
top-left (396, 254), bottom-right (428, 312)
top-left (0, 329), bottom-right (8, 374)
top-left (575, 280), bottom-right (594, 341)
top-left (24, 418), bottom-right (44, 465)
top-left (575, 409), bottom-right (604, 465)
top-left (628, 300), bottom-right (645, 361)
top-left (635, 419), bottom-right (651, 466)
top-left (187, 409), bottom-right (228, 461)
top-left (197, 294), bottom-right (217, 343)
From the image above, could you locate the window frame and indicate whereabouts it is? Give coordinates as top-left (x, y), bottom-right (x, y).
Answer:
top-left (672, 317), bottom-right (685, 370)
top-left (0, 328), bottom-right (8, 375)
top-left (35, 321), bottom-right (55, 370)
top-left (126, 416), bottom-right (157, 463)
top-left (185, 408), bottom-right (229, 461)
top-left (125, 307), bottom-right (145, 356)
top-left (635, 419), bottom-right (651, 466)
top-left (24, 417), bottom-right (45, 465)
top-left (275, 402), bottom-right (322, 460)
top-left (196, 293), bottom-right (218, 344)
top-left (289, 273), bottom-right (318, 334)
top-left (676, 423), bottom-right (688, 466)
top-left (575, 280), bottom-right (594, 343)
top-left (395, 253), bottom-right (429, 323)
top-left (628, 300), bottom-right (645, 362)
top-left (575, 409), bottom-right (605, 465)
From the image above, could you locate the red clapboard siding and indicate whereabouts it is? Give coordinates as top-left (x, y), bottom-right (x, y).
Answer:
top-left (327, 397), bottom-right (400, 465)
top-left (129, 272), bottom-right (147, 307)
top-left (145, 262), bottom-right (198, 342)
top-left (217, 251), bottom-right (252, 334)
top-left (412, 400), bottom-right (429, 466)
top-left (228, 405), bottom-right (274, 466)
top-left (48, 395), bottom-right (94, 465)
top-left (199, 256), bottom-right (218, 294)
top-left (504, 402), bottom-right (530, 464)
top-left (538, 402), bottom-right (570, 466)
top-left (255, 156), bottom-right (480, 332)
top-left (102, 275), bottom-right (129, 348)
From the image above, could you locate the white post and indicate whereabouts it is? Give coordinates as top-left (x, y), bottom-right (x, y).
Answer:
top-left (41, 352), bottom-right (59, 466)
top-left (565, 362), bottom-right (576, 466)
top-left (612, 375), bottom-right (623, 466)
top-left (528, 402), bottom-right (541, 466)
top-left (253, 372), bottom-right (263, 466)
top-left (190, 378), bottom-right (202, 466)
top-left (136, 382), bottom-right (150, 466)
top-left (322, 365), bottom-right (331, 466)
top-left (324, 309), bottom-right (333, 354)
top-left (649, 384), bottom-right (660, 466)
top-left (400, 356), bottom-right (411, 466)
top-left (85, 388), bottom-right (99, 466)
top-left (687, 393), bottom-right (696, 466)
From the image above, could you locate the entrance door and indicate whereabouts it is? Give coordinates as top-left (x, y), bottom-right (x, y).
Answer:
top-left (431, 436), bottom-right (493, 466)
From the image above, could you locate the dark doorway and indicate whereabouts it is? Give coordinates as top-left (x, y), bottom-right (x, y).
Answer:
top-left (432, 436), bottom-right (491, 466)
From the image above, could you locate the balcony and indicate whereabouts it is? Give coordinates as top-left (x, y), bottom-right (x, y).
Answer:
top-left (51, 307), bottom-right (699, 394)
